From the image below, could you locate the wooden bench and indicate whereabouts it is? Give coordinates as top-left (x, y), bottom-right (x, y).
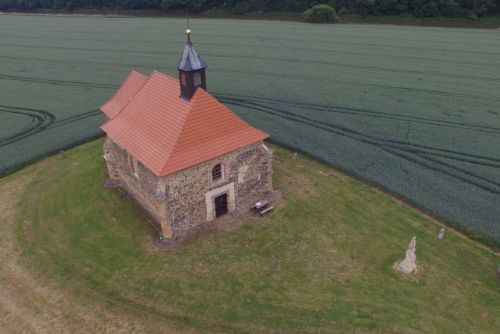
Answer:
top-left (254, 200), bottom-right (273, 215)
top-left (254, 200), bottom-right (269, 210)
top-left (259, 206), bottom-right (274, 215)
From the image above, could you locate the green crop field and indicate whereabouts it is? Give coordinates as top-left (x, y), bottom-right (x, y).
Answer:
top-left (0, 14), bottom-right (499, 245)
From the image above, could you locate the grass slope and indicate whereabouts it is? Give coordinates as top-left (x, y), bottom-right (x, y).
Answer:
top-left (5, 141), bottom-right (499, 333)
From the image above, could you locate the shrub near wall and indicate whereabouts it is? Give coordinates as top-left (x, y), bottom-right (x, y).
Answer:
top-left (303, 4), bottom-right (340, 23)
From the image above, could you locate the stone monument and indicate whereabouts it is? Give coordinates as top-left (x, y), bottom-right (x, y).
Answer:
top-left (397, 236), bottom-right (417, 275)
top-left (437, 227), bottom-right (445, 240)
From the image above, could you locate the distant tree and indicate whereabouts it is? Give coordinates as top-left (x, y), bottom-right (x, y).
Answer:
top-left (0, 0), bottom-right (498, 17)
top-left (231, 1), bottom-right (251, 14)
top-left (303, 3), bottom-right (340, 22)
top-left (0, 0), bottom-right (21, 10)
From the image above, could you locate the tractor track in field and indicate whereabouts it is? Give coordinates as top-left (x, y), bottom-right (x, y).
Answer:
top-left (1, 33), bottom-right (499, 57)
top-left (1, 71), bottom-right (500, 105)
top-left (1, 86), bottom-right (498, 195)
top-left (2, 54), bottom-right (499, 84)
top-left (0, 106), bottom-right (55, 146)
top-left (221, 94), bottom-right (500, 135)
top-left (4, 41), bottom-right (500, 69)
top-left (3, 24), bottom-right (500, 49)
top-left (0, 105), bottom-right (101, 147)
top-left (218, 94), bottom-right (500, 195)
top-left (0, 74), bottom-right (117, 90)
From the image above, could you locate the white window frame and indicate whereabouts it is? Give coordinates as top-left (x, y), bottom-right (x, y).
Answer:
top-left (205, 182), bottom-right (236, 221)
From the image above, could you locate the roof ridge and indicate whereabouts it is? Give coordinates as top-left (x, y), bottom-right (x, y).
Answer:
top-left (112, 71), bottom-right (150, 120)
top-left (100, 70), bottom-right (140, 110)
top-left (160, 89), bottom-right (205, 175)
top-left (100, 70), bottom-right (149, 119)
top-left (158, 89), bottom-right (199, 175)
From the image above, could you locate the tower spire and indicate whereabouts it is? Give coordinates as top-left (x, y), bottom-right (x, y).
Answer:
top-left (176, 25), bottom-right (208, 100)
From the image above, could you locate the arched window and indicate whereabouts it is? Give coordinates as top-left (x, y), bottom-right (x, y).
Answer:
top-left (212, 163), bottom-right (223, 181)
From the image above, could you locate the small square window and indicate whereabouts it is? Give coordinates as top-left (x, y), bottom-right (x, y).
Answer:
top-left (212, 163), bottom-right (223, 181)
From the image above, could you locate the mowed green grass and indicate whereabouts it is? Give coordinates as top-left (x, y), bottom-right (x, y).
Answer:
top-left (12, 141), bottom-right (500, 333)
top-left (0, 14), bottom-right (499, 244)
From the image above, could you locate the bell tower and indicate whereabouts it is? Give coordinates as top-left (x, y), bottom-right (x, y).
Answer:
top-left (177, 29), bottom-right (208, 100)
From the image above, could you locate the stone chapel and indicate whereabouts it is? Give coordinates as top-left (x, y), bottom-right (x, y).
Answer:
top-left (100, 29), bottom-right (273, 240)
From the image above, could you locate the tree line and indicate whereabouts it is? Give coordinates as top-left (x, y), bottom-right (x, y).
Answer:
top-left (1, 0), bottom-right (499, 17)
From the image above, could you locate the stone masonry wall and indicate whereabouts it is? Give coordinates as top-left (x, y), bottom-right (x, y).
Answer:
top-left (103, 138), bottom-right (168, 232)
top-left (165, 142), bottom-right (273, 237)
top-left (103, 138), bottom-right (273, 240)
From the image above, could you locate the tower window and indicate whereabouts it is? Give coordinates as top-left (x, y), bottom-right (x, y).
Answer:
top-left (193, 72), bottom-right (202, 87)
top-left (212, 163), bottom-right (223, 181)
top-left (180, 72), bottom-right (187, 86)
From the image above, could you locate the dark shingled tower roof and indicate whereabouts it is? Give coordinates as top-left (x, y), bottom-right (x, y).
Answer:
top-left (176, 35), bottom-right (208, 71)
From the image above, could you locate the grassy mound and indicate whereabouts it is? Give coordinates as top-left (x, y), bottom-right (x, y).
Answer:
top-left (9, 141), bottom-right (500, 333)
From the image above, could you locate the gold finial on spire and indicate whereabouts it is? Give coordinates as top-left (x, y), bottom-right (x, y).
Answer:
top-left (185, 7), bottom-right (191, 41)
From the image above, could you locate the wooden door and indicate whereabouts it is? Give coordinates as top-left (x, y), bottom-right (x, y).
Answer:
top-left (214, 193), bottom-right (228, 217)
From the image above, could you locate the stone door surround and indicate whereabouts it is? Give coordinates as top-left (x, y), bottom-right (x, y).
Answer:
top-left (205, 182), bottom-right (235, 221)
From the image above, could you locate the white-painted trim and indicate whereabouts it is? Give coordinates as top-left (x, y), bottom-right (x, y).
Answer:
top-left (238, 164), bottom-right (248, 184)
top-left (205, 182), bottom-right (235, 221)
top-left (155, 178), bottom-right (167, 199)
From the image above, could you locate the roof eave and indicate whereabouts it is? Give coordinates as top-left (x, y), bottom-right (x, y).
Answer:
top-left (159, 136), bottom-right (269, 177)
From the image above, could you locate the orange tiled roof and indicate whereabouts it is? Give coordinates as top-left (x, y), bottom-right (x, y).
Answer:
top-left (100, 71), bottom-right (148, 119)
top-left (101, 71), bottom-right (269, 176)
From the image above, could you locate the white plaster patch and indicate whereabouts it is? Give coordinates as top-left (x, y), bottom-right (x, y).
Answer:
top-left (155, 178), bottom-right (167, 199)
top-left (238, 165), bottom-right (249, 184)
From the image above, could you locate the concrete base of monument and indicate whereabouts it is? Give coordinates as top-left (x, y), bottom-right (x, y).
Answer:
top-left (396, 259), bottom-right (417, 275)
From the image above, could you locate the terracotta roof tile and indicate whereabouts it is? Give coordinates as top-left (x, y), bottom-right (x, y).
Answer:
top-left (101, 71), bottom-right (269, 176)
top-left (100, 71), bottom-right (149, 119)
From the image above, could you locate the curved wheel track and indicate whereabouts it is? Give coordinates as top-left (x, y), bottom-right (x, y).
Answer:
top-left (218, 94), bottom-right (500, 195)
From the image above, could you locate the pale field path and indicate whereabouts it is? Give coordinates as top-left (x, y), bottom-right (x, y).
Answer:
top-left (0, 160), bottom-right (190, 333)
top-left (0, 14), bottom-right (499, 244)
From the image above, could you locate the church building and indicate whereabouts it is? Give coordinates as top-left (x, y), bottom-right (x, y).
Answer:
top-left (100, 30), bottom-right (273, 240)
